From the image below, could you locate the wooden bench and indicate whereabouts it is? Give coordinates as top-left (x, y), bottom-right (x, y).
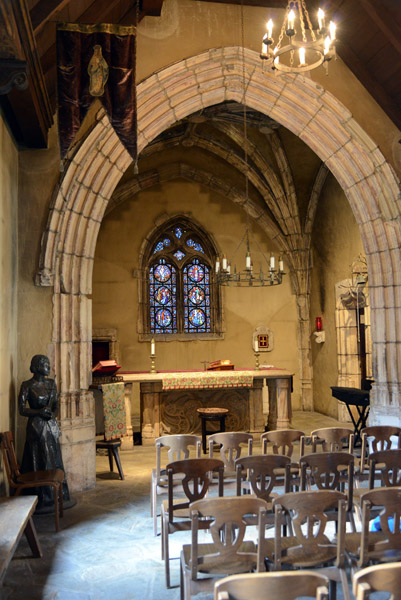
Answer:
top-left (0, 496), bottom-right (42, 585)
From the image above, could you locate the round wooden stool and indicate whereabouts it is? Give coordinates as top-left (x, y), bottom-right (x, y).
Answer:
top-left (197, 408), bottom-right (229, 454)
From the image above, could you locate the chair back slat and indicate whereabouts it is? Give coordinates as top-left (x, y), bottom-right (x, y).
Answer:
top-left (0, 431), bottom-right (21, 486)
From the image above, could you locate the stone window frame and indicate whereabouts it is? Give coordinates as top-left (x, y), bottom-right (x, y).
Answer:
top-left (136, 215), bottom-right (224, 342)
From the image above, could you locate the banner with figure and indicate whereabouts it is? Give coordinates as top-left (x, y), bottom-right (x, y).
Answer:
top-left (57, 23), bottom-right (136, 161)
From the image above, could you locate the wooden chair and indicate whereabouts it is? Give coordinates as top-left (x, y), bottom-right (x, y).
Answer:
top-left (161, 457), bottom-right (224, 588)
top-left (353, 562), bottom-right (401, 600)
top-left (214, 571), bottom-right (330, 600)
top-left (261, 429), bottom-right (306, 458)
top-left (208, 432), bottom-right (253, 479)
top-left (235, 454), bottom-right (292, 534)
top-left (0, 431), bottom-right (64, 532)
top-left (264, 489), bottom-right (351, 600)
top-left (180, 495), bottom-right (268, 600)
top-left (151, 434), bottom-right (201, 536)
top-left (299, 451), bottom-right (357, 532)
top-left (261, 429), bottom-right (305, 490)
top-left (345, 487), bottom-right (401, 571)
top-left (311, 427), bottom-right (354, 453)
top-left (356, 426), bottom-right (401, 486)
top-left (367, 448), bottom-right (401, 488)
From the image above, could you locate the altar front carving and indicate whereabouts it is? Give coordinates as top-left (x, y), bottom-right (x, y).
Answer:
top-left (121, 368), bottom-right (293, 445)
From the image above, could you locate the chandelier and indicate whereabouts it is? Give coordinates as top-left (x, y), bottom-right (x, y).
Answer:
top-left (260, 0), bottom-right (336, 74)
top-left (215, 2), bottom-right (286, 288)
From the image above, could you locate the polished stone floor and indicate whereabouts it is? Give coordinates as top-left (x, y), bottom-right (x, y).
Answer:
top-left (2, 411), bottom-right (353, 600)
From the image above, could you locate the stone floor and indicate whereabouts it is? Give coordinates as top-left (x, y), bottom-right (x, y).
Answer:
top-left (2, 412), bottom-right (354, 600)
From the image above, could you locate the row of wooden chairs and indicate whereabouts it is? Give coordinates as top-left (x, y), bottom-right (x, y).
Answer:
top-left (151, 425), bottom-right (401, 536)
top-left (213, 562), bottom-right (401, 600)
top-left (179, 485), bottom-right (401, 600)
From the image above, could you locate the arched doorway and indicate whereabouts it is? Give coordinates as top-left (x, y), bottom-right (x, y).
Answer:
top-left (37, 47), bottom-right (401, 491)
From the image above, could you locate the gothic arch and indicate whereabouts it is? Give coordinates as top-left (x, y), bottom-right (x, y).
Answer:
top-left (37, 46), bottom-right (401, 490)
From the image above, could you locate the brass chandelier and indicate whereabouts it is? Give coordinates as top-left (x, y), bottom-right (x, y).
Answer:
top-left (260, 0), bottom-right (336, 74)
top-left (215, 1), bottom-right (286, 288)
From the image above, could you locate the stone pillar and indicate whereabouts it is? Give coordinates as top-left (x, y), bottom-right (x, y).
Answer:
top-left (266, 377), bottom-right (292, 430)
top-left (248, 378), bottom-right (265, 433)
top-left (140, 381), bottom-right (162, 445)
top-left (59, 390), bottom-right (96, 493)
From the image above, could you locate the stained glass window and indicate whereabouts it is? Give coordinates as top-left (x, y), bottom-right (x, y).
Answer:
top-left (149, 259), bottom-right (177, 333)
top-left (147, 219), bottom-right (218, 335)
top-left (183, 259), bottom-right (210, 333)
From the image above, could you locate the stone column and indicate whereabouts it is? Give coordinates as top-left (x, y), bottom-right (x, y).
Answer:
top-left (140, 381), bottom-right (162, 445)
top-left (248, 378), bottom-right (265, 433)
top-left (266, 377), bottom-right (292, 430)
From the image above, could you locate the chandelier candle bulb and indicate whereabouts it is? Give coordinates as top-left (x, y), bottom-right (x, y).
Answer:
top-left (246, 252), bottom-right (252, 270)
top-left (227, 263), bottom-right (231, 275)
top-left (279, 257), bottom-right (284, 272)
top-left (324, 36), bottom-right (331, 54)
top-left (270, 255), bottom-right (275, 270)
top-left (299, 47), bottom-right (306, 66)
top-left (287, 9), bottom-right (295, 32)
top-left (318, 8), bottom-right (325, 30)
top-left (266, 18), bottom-right (273, 39)
top-left (329, 21), bottom-right (336, 40)
top-left (215, 257), bottom-right (220, 273)
top-left (151, 338), bottom-right (155, 355)
top-left (222, 255), bottom-right (227, 271)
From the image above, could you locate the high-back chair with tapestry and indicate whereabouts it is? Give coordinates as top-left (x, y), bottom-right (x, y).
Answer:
top-left (95, 382), bottom-right (127, 481)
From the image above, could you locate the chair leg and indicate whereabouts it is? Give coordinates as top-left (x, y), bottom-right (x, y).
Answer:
top-left (162, 520), bottom-right (171, 588)
top-left (112, 446), bottom-right (124, 480)
top-left (53, 484), bottom-right (60, 532)
top-left (108, 448), bottom-right (114, 472)
top-left (59, 483), bottom-right (64, 518)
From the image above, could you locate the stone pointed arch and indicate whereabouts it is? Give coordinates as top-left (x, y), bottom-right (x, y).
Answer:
top-left (38, 46), bottom-right (401, 492)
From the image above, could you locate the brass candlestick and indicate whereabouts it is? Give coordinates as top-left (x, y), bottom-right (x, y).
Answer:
top-left (150, 354), bottom-right (157, 373)
top-left (254, 351), bottom-right (260, 370)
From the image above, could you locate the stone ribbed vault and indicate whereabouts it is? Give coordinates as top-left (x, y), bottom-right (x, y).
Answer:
top-left (37, 47), bottom-right (401, 492)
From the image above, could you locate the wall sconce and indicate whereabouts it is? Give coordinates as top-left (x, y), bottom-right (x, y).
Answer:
top-left (314, 317), bottom-right (325, 343)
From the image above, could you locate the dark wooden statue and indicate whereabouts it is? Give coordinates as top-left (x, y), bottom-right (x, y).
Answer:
top-left (18, 354), bottom-right (70, 507)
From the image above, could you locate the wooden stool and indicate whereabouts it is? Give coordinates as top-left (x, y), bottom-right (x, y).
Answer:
top-left (95, 439), bottom-right (124, 480)
top-left (197, 408), bottom-right (229, 454)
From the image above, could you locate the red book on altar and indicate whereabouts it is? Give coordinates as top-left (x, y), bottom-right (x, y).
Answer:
top-left (92, 360), bottom-right (121, 375)
top-left (207, 359), bottom-right (234, 371)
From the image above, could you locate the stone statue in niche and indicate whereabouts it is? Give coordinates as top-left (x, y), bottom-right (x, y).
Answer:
top-left (18, 354), bottom-right (70, 507)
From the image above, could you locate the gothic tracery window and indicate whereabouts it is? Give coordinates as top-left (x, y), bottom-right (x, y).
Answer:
top-left (146, 219), bottom-right (217, 335)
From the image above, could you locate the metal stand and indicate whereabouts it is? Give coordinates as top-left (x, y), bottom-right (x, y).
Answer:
top-left (150, 354), bottom-right (157, 373)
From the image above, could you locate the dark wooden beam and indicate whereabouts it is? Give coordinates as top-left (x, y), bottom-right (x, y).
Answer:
top-left (30, 0), bottom-right (71, 35)
top-left (337, 39), bottom-right (401, 131)
top-left (0, 0), bottom-right (53, 148)
top-left (359, 0), bottom-right (401, 56)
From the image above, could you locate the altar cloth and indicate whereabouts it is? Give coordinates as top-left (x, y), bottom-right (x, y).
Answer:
top-left (161, 370), bottom-right (254, 390)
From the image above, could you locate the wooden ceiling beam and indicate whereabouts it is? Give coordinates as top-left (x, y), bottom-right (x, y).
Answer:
top-left (337, 39), bottom-right (401, 131)
top-left (30, 0), bottom-right (71, 36)
top-left (358, 0), bottom-right (401, 56)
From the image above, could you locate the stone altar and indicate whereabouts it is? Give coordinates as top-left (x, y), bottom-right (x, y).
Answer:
top-left (121, 368), bottom-right (293, 445)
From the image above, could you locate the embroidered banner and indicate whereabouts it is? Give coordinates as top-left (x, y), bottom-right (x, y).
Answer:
top-left (162, 371), bottom-right (254, 390)
top-left (101, 382), bottom-right (127, 440)
top-left (57, 23), bottom-right (136, 161)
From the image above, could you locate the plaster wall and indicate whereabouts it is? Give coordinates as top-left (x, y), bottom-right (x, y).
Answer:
top-left (0, 114), bottom-right (18, 490)
top-left (310, 173), bottom-right (364, 418)
top-left (92, 179), bottom-right (300, 416)
top-left (16, 126), bottom-right (58, 453)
